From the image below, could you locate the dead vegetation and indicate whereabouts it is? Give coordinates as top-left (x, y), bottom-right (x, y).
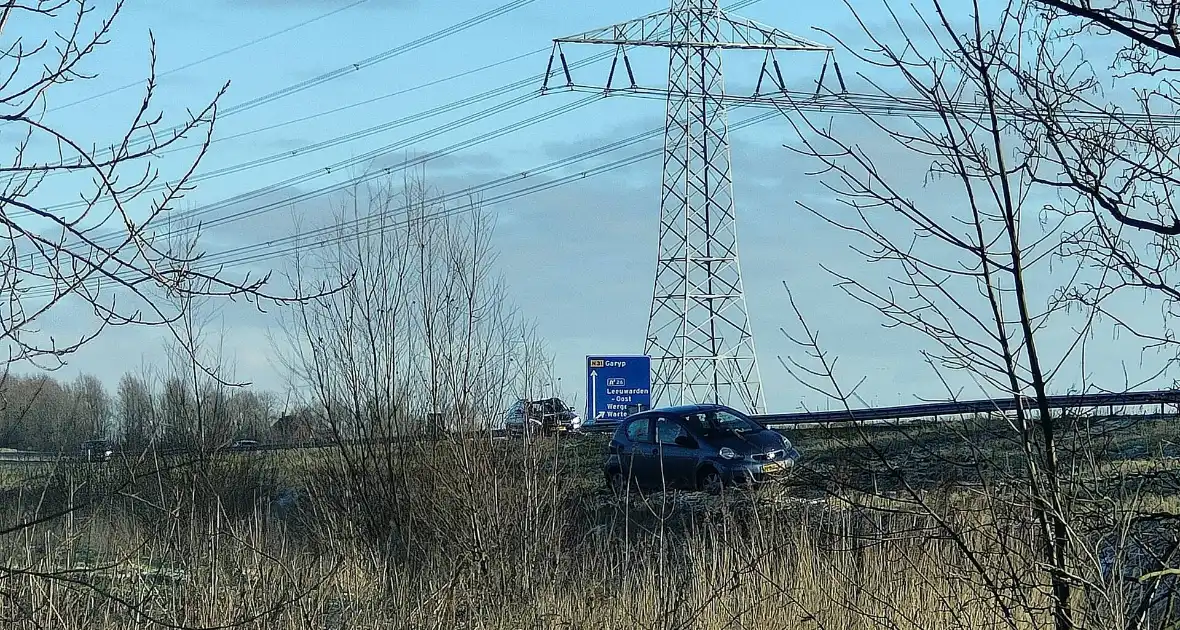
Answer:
top-left (0, 421), bottom-right (1174, 629)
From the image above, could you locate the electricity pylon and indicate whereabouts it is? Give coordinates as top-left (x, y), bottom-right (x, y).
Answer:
top-left (542, 0), bottom-right (835, 413)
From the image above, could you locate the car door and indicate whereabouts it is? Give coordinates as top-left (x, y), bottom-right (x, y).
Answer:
top-left (620, 415), bottom-right (655, 487)
top-left (653, 415), bottom-right (697, 489)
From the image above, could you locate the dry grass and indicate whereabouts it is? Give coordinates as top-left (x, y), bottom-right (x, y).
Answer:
top-left (0, 492), bottom-right (1048, 629)
top-left (0, 424), bottom-right (1173, 629)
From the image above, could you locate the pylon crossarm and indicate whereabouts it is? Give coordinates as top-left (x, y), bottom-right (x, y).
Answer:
top-left (555, 7), bottom-right (676, 47)
top-left (720, 12), bottom-right (830, 50)
top-left (554, 10), bottom-right (832, 51)
top-left (558, 38), bottom-right (825, 51)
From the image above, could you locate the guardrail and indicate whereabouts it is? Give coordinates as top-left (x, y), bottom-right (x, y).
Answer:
top-left (0, 450), bottom-right (61, 463)
top-left (571, 388), bottom-right (1180, 434)
top-left (577, 423), bottom-right (619, 435)
top-left (0, 428), bottom-right (517, 464)
top-left (752, 388), bottom-right (1180, 427)
top-left (4, 390), bottom-right (1176, 462)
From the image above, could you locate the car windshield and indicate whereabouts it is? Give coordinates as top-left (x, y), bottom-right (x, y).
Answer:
top-left (532, 398), bottom-right (567, 414)
top-left (681, 409), bottom-right (761, 435)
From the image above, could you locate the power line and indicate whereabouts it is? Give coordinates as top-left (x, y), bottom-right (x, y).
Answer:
top-left (43, 79), bottom-right (1140, 250)
top-left (562, 84), bottom-right (1180, 125)
top-left (122, 0), bottom-right (543, 152)
top-left (50, 93), bottom-right (598, 260)
top-left (33, 70), bottom-right (1164, 300)
top-left (118, 0), bottom-right (763, 153)
top-left (48, 0), bottom-right (373, 113)
top-left (19, 0), bottom-right (773, 289)
top-left (29, 0), bottom-right (765, 221)
top-left (33, 46), bottom-right (613, 220)
top-left (171, 51), bottom-right (1180, 292)
top-left (23, 107), bottom-right (778, 300)
top-left (174, 48), bottom-right (548, 154)
top-left (31, 1), bottom-right (788, 224)
top-left (50, 79), bottom-right (1164, 223)
top-left (39, 85), bottom-right (541, 217)
top-left (140, 79), bottom-right (1177, 257)
top-left (168, 110), bottom-right (781, 270)
top-left (149, 95), bottom-right (603, 244)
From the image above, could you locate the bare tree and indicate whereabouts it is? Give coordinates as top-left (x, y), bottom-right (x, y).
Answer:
top-left (158, 373), bottom-right (192, 449)
top-left (1033, 1), bottom-right (1180, 85)
top-left (0, 3), bottom-right (365, 625)
top-left (0, 372), bottom-right (71, 450)
top-left (1008, 0), bottom-right (1180, 367)
top-left (0, 373), bottom-right (45, 448)
top-left (70, 373), bottom-right (110, 440)
top-left (275, 168), bottom-right (569, 603)
top-left (226, 388), bottom-right (275, 440)
top-left (0, 1), bottom-right (336, 380)
top-left (115, 371), bottom-right (155, 450)
top-left (159, 306), bottom-right (238, 453)
top-left (769, 1), bottom-right (1180, 628)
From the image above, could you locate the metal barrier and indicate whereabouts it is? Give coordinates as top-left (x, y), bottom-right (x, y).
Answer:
top-left (5, 389), bottom-right (1174, 463)
top-left (753, 388), bottom-right (1180, 427)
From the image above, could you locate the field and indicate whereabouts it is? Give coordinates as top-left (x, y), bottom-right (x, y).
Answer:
top-left (0, 414), bottom-right (1178, 629)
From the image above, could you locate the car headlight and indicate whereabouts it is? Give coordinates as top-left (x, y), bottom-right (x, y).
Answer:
top-left (719, 447), bottom-right (738, 460)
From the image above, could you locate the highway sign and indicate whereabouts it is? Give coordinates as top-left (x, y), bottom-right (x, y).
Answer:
top-left (586, 355), bottom-right (651, 423)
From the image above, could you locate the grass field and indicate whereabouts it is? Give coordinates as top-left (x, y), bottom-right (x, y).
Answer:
top-left (0, 414), bottom-right (1177, 628)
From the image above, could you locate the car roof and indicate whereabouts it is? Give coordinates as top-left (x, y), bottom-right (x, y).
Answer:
top-left (616, 403), bottom-right (735, 424)
top-left (649, 403), bottom-right (734, 416)
top-left (525, 397), bottom-right (565, 405)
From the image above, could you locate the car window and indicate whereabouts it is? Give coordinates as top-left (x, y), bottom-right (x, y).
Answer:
top-left (682, 409), bottom-right (761, 435)
top-left (655, 417), bottom-right (687, 445)
top-left (625, 417), bottom-right (652, 443)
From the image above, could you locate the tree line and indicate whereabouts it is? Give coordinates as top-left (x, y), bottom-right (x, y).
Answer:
top-left (0, 370), bottom-right (289, 452)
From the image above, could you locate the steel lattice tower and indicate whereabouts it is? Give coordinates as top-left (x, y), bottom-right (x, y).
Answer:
top-left (543, 0), bottom-right (832, 413)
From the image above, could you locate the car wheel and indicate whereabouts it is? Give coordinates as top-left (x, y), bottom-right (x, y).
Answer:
top-left (699, 468), bottom-right (724, 495)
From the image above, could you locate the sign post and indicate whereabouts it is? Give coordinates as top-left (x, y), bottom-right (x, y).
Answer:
top-left (585, 355), bottom-right (652, 424)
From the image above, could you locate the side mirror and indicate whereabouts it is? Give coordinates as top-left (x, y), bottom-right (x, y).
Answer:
top-left (674, 435), bottom-right (697, 449)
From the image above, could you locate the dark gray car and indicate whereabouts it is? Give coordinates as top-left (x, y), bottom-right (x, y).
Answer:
top-left (603, 403), bottom-right (799, 494)
top-left (504, 397), bottom-right (583, 437)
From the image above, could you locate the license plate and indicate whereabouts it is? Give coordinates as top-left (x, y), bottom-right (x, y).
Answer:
top-left (761, 461), bottom-right (787, 473)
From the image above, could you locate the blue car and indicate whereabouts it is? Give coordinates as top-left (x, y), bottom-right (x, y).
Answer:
top-left (603, 403), bottom-right (800, 494)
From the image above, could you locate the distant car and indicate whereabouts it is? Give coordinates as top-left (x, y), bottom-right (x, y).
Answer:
top-left (603, 403), bottom-right (799, 494)
top-left (230, 439), bottom-right (260, 450)
top-left (79, 439), bottom-right (112, 462)
top-left (504, 397), bottom-right (582, 437)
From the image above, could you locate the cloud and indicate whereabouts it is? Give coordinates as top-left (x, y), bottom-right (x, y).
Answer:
top-left (384, 123), bottom-right (910, 410)
top-left (35, 89), bottom-right (1180, 416)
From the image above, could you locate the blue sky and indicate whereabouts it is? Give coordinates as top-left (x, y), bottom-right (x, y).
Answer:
top-left (20, 0), bottom-right (1180, 414)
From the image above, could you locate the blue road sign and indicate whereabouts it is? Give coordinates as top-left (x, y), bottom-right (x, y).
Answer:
top-left (586, 355), bottom-right (651, 423)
